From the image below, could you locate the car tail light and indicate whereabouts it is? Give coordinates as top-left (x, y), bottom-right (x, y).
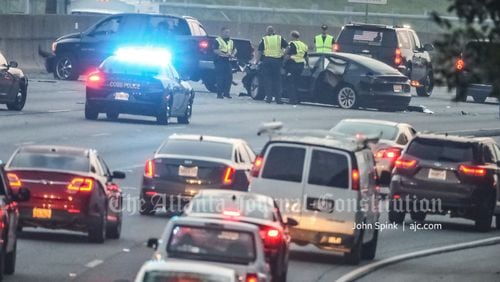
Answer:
top-left (222, 167), bottom-right (235, 185)
top-left (394, 48), bottom-right (402, 65)
top-left (455, 58), bottom-right (465, 71)
top-left (67, 178), bottom-right (93, 192)
top-left (246, 273), bottom-right (258, 282)
top-left (459, 165), bottom-right (486, 177)
top-left (375, 147), bottom-right (402, 162)
top-left (351, 169), bottom-right (360, 191)
top-left (250, 156), bottom-right (263, 177)
top-left (7, 173), bottom-right (22, 188)
top-left (395, 158), bottom-right (418, 169)
top-left (259, 228), bottom-right (281, 247)
top-left (144, 160), bottom-right (155, 178)
top-left (199, 39), bottom-right (209, 51)
top-left (86, 70), bottom-right (104, 88)
top-left (333, 43), bottom-right (340, 52)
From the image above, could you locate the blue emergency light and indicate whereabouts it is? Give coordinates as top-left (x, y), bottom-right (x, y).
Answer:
top-left (114, 46), bottom-right (172, 66)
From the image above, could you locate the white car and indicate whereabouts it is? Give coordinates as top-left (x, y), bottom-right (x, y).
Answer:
top-left (147, 216), bottom-right (271, 281)
top-left (249, 127), bottom-right (380, 265)
top-left (135, 260), bottom-right (237, 282)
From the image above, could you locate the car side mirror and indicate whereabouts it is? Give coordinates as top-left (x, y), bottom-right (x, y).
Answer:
top-left (13, 187), bottom-right (30, 202)
top-left (147, 238), bottom-right (159, 250)
top-left (285, 217), bottom-right (299, 227)
top-left (112, 171), bottom-right (126, 179)
top-left (423, 43), bottom-right (434, 52)
top-left (397, 65), bottom-right (407, 74)
top-left (8, 61), bottom-right (18, 68)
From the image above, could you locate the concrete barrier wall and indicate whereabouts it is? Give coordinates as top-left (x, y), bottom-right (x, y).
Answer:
top-left (0, 14), bottom-right (441, 73)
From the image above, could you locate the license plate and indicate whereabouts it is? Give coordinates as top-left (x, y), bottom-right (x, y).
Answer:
top-left (328, 236), bottom-right (342, 244)
top-left (114, 92), bottom-right (129, 101)
top-left (178, 165), bottom-right (198, 177)
top-left (33, 207), bottom-right (52, 219)
top-left (428, 169), bottom-right (446, 180)
top-left (306, 197), bottom-right (334, 213)
top-left (393, 85), bottom-right (403, 93)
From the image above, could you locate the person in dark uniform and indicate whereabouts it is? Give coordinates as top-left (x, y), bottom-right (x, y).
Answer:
top-left (284, 31), bottom-right (309, 105)
top-left (214, 27), bottom-right (236, 99)
top-left (255, 26), bottom-right (288, 104)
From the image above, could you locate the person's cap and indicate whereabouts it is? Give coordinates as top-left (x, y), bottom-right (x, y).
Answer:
top-left (321, 24), bottom-right (328, 30)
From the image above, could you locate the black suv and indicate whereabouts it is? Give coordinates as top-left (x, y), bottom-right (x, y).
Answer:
top-left (389, 134), bottom-right (500, 232)
top-left (336, 23), bottom-right (434, 96)
top-left (455, 40), bottom-right (500, 103)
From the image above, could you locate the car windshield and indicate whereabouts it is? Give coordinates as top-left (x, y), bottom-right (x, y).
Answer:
top-left (406, 138), bottom-right (475, 162)
top-left (189, 194), bottom-right (276, 221)
top-left (158, 139), bottom-right (233, 160)
top-left (331, 120), bottom-right (398, 140)
top-left (9, 152), bottom-right (90, 172)
top-left (142, 270), bottom-right (231, 282)
top-left (167, 225), bottom-right (256, 265)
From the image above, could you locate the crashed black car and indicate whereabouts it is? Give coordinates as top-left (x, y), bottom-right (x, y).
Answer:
top-left (0, 51), bottom-right (28, 111)
top-left (243, 52), bottom-right (412, 111)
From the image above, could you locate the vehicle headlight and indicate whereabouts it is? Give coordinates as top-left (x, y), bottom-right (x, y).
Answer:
top-left (51, 42), bottom-right (57, 53)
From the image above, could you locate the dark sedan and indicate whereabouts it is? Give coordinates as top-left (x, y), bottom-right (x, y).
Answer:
top-left (0, 51), bottom-right (28, 111)
top-left (244, 52), bottom-right (411, 111)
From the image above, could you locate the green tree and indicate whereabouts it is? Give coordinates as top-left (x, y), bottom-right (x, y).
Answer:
top-left (432, 0), bottom-right (500, 101)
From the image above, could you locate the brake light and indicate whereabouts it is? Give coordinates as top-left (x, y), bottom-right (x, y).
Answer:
top-left (251, 156), bottom-right (263, 177)
top-left (395, 159), bottom-right (417, 169)
top-left (351, 169), bottom-right (360, 191)
top-left (394, 48), bottom-right (402, 65)
top-left (67, 178), bottom-right (93, 192)
top-left (7, 173), bottom-right (21, 188)
top-left (144, 160), bottom-right (155, 178)
top-left (333, 43), bottom-right (340, 52)
top-left (459, 165), bottom-right (486, 177)
top-left (199, 40), bottom-right (209, 50)
top-left (456, 58), bottom-right (465, 71)
top-left (222, 167), bottom-right (235, 185)
top-left (246, 273), bottom-right (258, 282)
top-left (86, 70), bottom-right (104, 88)
top-left (375, 147), bottom-right (402, 162)
top-left (267, 229), bottom-right (279, 237)
top-left (259, 228), bottom-right (281, 247)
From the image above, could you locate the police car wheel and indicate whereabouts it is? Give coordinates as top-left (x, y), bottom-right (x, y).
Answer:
top-left (106, 111), bottom-right (119, 121)
top-left (85, 102), bottom-right (99, 120)
top-left (156, 104), bottom-right (170, 125)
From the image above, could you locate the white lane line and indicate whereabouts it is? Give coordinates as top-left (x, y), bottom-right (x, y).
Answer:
top-left (47, 109), bottom-right (71, 113)
top-left (336, 236), bottom-right (500, 282)
top-left (117, 164), bottom-right (144, 170)
top-left (121, 186), bottom-right (137, 190)
top-left (15, 141), bottom-right (35, 146)
top-left (85, 259), bottom-right (103, 268)
top-left (91, 133), bottom-right (111, 137)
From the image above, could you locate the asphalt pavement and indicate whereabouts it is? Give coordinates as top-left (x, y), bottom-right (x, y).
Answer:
top-left (1, 75), bottom-right (500, 282)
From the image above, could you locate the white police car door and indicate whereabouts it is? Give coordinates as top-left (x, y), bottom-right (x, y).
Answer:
top-left (300, 147), bottom-right (358, 238)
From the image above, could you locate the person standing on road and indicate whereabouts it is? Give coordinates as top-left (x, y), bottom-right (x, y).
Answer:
top-left (284, 31), bottom-right (309, 105)
top-left (315, 24), bottom-right (335, 53)
top-left (214, 27), bottom-right (237, 99)
top-left (255, 26), bottom-right (288, 104)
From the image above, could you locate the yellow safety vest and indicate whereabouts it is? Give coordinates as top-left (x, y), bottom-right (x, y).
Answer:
top-left (262, 35), bottom-right (284, 58)
top-left (215, 37), bottom-right (234, 54)
top-left (315, 34), bottom-right (334, 53)
top-left (290, 41), bottom-right (308, 63)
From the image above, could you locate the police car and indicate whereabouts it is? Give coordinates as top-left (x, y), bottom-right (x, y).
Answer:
top-left (85, 47), bottom-right (194, 125)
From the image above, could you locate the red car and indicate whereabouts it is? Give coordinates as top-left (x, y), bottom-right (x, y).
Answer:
top-left (4, 145), bottom-right (125, 243)
top-left (0, 163), bottom-right (30, 280)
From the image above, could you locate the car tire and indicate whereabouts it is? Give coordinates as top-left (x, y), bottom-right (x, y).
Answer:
top-left (4, 241), bottom-right (16, 275)
top-left (473, 96), bottom-right (487, 103)
top-left (0, 240), bottom-right (5, 280)
top-left (6, 83), bottom-right (27, 111)
top-left (88, 213), bottom-right (106, 243)
top-left (54, 53), bottom-right (79, 80)
top-left (410, 211), bottom-right (426, 222)
top-left (416, 73), bottom-right (434, 97)
top-left (247, 75), bottom-right (265, 100)
top-left (271, 247), bottom-right (288, 282)
top-left (106, 111), bottom-right (119, 120)
top-left (337, 85), bottom-right (359, 109)
top-left (106, 216), bottom-right (121, 239)
top-left (156, 104), bottom-right (170, 125)
top-left (344, 230), bottom-right (363, 265)
top-left (475, 200), bottom-right (494, 232)
top-left (389, 200), bottom-right (406, 224)
top-left (177, 101), bottom-right (192, 124)
top-left (496, 215), bottom-right (500, 230)
top-left (202, 75), bottom-right (217, 93)
top-left (140, 199), bottom-right (156, 216)
top-left (85, 102), bottom-right (99, 120)
top-left (361, 228), bottom-right (378, 260)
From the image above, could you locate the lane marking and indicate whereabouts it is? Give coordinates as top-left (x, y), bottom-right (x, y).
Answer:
top-left (117, 164), bottom-right (144, 170)
top-left (47, 109), bottom-right (71, 113)
top-left (15, 141), bottom-right (35, 146)
top-left (336, 236), bottom-right (500, 282)
top-left (91, 133), bottom-right (111, 137)
top-left (121, 186), bottom-right (137, 190)
top-left (85, 259), bottom-right (103, 268)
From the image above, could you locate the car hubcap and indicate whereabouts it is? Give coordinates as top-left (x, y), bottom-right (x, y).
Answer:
top-left (57, 58), bottom-right (72, 78)
top-left (338, 87), bottom-right (355, 108)
top-left (251, 76), bottom-right (259, 98)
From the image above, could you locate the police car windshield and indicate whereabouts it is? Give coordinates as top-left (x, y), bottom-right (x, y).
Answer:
top-left (101, 58), bottom-right (164, 76)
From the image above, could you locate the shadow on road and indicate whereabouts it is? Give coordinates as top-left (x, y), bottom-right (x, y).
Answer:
top-left (289, 249), bottom-right (344, 265)
top-left (18, 230), bottom-right (89, 244)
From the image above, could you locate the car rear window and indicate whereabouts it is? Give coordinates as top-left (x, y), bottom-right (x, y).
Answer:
top-left (142, 270), bottom-right (231, 282)
top-left (9, 153), bottom-right (90, 172)
top-left (308, 149), bottom-right (349, 188)
top-left (167, 225), bottom-right (256, 265)
top-left (262, 146), bottom-right (305, 183)
top-left (338, 26), bottom-right (397, 48)
top-left (158, 139), bottom-right (233, 160)
top-left (331, 120), bottom-right (398, 141)
top-left (406, 138), bottom-right (475, 162)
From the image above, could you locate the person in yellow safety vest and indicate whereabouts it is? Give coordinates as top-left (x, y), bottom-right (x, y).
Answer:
top-left (284, 31), bottom-right (309, 105)
top-left (315, 24), bottom-right (335, 53)
top-left (255, 25), bottom-right (288, 104)
top-left (214, 27), bottom-right (237, 99)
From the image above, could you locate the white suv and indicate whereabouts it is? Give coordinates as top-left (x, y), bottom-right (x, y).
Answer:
top-left (249, 130), bottom-right (380, 264)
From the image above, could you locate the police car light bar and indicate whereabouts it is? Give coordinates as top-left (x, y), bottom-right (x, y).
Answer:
top-left (115, 46), bottom-right (172, 66)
